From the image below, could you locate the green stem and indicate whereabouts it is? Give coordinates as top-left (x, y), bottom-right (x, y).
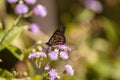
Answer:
top-left (13, 15), bottom-right (22, 27)
top-left (0, 15), bottom-right (22, 44)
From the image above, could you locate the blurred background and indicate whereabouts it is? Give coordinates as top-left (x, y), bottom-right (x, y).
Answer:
top-left (1, 0), bottom-right (120, 80)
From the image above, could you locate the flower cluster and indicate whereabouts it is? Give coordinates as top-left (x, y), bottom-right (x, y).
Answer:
top-left (48, 45), bottom-right (71, 61)
top-left (7, 0), bottom-right (47, 33)
top-left (28, 43), bottom-right (74, 80)
top-left (7, 0), bottom-right (47, 17)
top-left (29, 52), bottom-right (46, 59)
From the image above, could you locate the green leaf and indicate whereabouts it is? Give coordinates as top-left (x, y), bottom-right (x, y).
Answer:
top-left (0, 30), bottom-right (5, 50)
top-left (26, 61), bottom-right (35, 77)
top-left (6, 45), bottom-right (24, 61)
top-left (0, 68), bottom-right (13, 80)
top-left (0, 45), bottom-right (5, 51)
top-left (2, 27), bottom-right (22, 46)
top-left (0, 30), bottom-right (5, 41)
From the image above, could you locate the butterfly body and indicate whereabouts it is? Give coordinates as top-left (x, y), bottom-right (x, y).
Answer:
top-left (46, 25), bottom-right (66, 46)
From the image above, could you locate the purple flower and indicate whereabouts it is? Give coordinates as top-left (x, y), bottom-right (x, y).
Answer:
top-left (7, 0), bottom-right (18, 3)
top-left (60, 51), bottom-right (69, 60)
top-left (33, 4), bottom-right (47, 17)
top-left (58, 45), bottom-right (71, 51)
top-left (45, 47), bottom-right (50, 51)
top-left (65, 65), bottom-right (74, 75)
top-left (28, 52), bottom-right (46, 59)
top-left (48, 49), bottom-right (59, 61)
top-left (39, 52), bottom-right (47, 58)
top-left (28, 53), bottom-right (36, 59)
top-left (58, 45), bottom-right (66, 50)
top-left (24, 0), bottom-right (36, 5)
top-left (84, 0), bottom-right (103, 13)
top-left (15, 3), bottom-right (29, 14)
top-left (67, 46), bottom-right (72, 51)
top-left (48, 69), bottom-right (58, 77)
top-left (48, 77), bottom-right (55, 80)
top-left (44, 64), bottom-right (50, 70)
top-left (36, 52), bottom-right (47, 58)
top-left (29, 23), bottom-right (40, 33)
top-left (48, 69), bottom-right (60, 80)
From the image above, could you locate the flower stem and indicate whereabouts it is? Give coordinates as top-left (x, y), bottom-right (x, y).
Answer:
top-left (13, 15), bottom-right (22, 27)
top-left (0, 15), bottom-right (22, 44)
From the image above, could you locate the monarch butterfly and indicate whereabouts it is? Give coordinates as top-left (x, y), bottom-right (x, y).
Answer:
top-left (46, 25), bottom-right (66, 46)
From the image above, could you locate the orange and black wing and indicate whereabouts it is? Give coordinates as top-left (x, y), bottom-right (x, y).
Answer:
top-left (46, 25), bottom-right (66, 46)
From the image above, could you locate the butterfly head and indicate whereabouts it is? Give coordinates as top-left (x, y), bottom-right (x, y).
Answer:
top-left (46, 42), bottom-right (52, 46)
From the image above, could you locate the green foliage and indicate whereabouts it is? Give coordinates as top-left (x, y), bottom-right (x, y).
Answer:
top-left (102, 17), bottom-right (119, 44)
top-left (0, 68), bottom-right (13, 80)
top-left (0, 23), bottom-right (24, 79)
top-left (2, 27), bottom-right (22, 45)
top-left (26, 61), bottom-right (35, 77)
top-left (61, 74), bottom-right (80, 80)
top-left (0, 30), bottom-right (6, 50)
top-left (0, 26), bottom-right (24, 69)
top-left (31, 75), bottom-right (42, 80)
top-left (0, 27), bottom-right (22, 51)
top-left (6, 45), bottom-right (24, 61)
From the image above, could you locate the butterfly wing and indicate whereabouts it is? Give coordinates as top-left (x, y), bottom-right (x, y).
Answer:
top-left (46, 25), bottom-right (66, 46)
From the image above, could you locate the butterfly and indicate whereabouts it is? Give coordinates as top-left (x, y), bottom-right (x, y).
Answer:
top-left (46, 25), bottom-right (66, 46)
